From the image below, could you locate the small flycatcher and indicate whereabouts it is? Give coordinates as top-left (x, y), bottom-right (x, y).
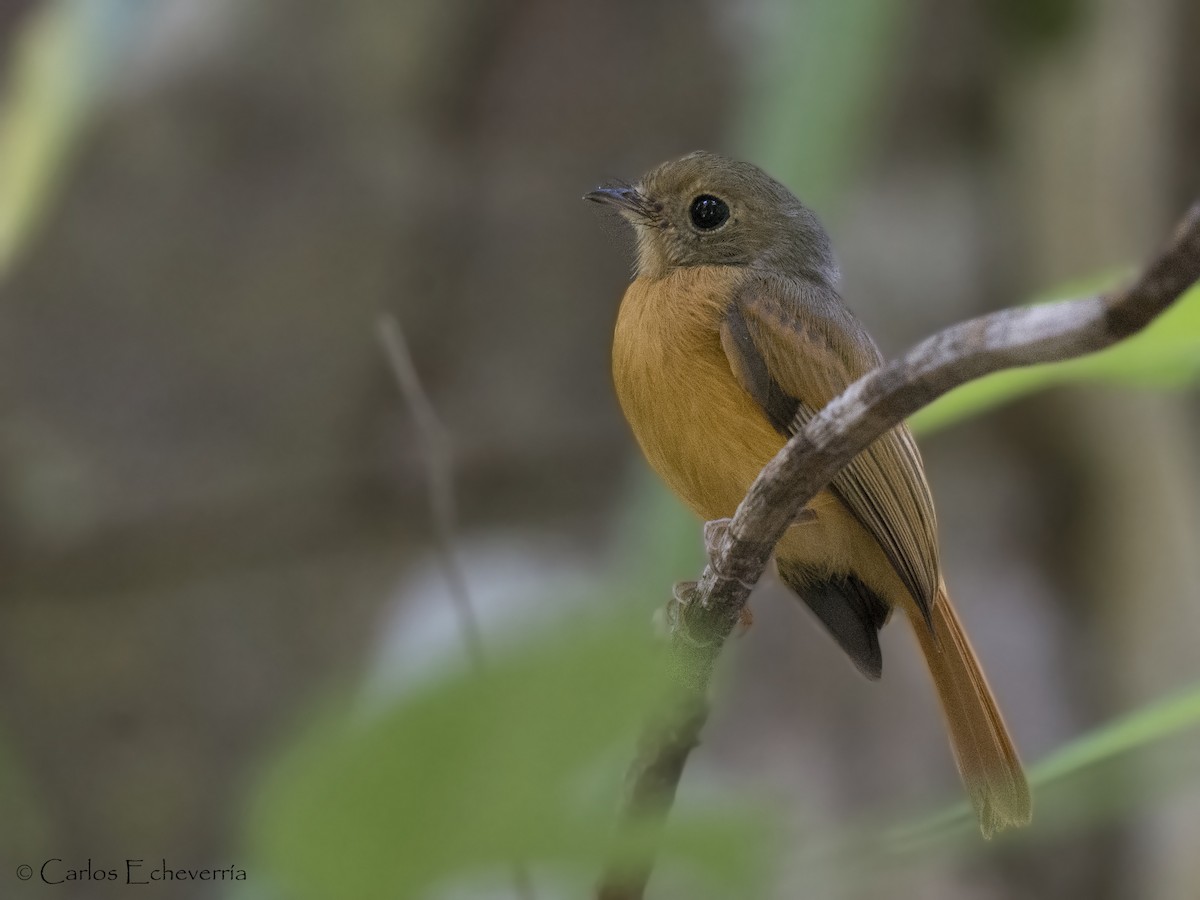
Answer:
top-left (586, 151), bottom-right (1030, 836)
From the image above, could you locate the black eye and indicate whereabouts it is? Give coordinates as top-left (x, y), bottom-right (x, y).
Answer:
top-left (689, 194), bottom-right (729, 231)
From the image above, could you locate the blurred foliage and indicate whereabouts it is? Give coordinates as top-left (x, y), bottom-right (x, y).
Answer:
top-left (985, 0), bottom-right (1090, 53)
top-left (735, 0), bottom-right (903, 212)
top-left (883, 682), bottom-right (1200, 854)
top-left (247, 607), bottom-right (768, 900)
top-left (0, 0), bottom-right (142, 277)
top-left (910, 280), bottom-right (1200, 434)
top-left (795, 685), bottom-right (1200, 895)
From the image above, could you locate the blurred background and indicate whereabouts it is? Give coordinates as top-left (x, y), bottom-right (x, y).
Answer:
top-left (0, 1), bottom-right (1198, 898)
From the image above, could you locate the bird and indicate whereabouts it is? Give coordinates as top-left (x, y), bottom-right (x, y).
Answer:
top-left (585, 150), bottom-right (1031, 836)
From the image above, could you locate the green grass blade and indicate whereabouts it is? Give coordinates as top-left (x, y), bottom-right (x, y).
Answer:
top-left (883, 682), bottom-right (1200, 852)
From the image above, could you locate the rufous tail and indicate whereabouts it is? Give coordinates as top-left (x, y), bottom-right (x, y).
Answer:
top-left (912, 587), bottom-right (1032, 837)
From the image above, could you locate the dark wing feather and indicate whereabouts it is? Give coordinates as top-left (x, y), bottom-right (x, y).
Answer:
top-left (719, 272), bottom-right (940, 624)
top-left (777, 558), bottom-right (890, 679)
top-left (720, 300), bottom-right (800, 433)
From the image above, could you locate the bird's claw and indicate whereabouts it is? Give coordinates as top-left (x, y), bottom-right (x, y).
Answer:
top-left (793, 507), bottom-right (817, 525)
top-left (702, 518), bottom-right (759, 591)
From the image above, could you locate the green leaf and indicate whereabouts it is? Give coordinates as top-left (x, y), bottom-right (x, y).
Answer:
top-left (0, 0), bottom-right (141, 277)
top-left (248, 609), bottom-right (765, 899)
top-left (909, 280), bottom-right (1200, 434)
top-left (1033, 685), bottom-right (1200, 784)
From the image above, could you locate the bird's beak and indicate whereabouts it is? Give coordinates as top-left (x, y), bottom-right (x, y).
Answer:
top-left (583, 184), bottom-right (657, 221)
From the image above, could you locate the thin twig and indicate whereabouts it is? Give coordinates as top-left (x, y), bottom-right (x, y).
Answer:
top-left (377, 314), bottom-right (535, 900)
top-left (378, 314), bottom-right (487, 668)
top-left (595, 203), bottom-right (1200, 899)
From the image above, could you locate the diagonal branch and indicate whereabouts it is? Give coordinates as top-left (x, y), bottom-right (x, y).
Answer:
top-left (595, 203), bottom-right (1200, 900)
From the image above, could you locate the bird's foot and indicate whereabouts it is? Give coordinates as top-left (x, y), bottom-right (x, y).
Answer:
top-left (662, 579), bottom-right (752, 643)
top-left (702, 518), bottom-right (760, 591)
top-left (793, 507), bottom-right (817, 525)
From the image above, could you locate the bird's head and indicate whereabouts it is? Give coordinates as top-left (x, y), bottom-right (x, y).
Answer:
top-left (585, 150), bottom-right (837, 283)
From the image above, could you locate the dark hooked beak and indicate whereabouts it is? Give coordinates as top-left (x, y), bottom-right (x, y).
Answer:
top-left (583, 184), bottom-right (657, 221)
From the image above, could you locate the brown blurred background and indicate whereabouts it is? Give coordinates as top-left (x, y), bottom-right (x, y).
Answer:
top-left (0, 0), bottom-right (1198, 898)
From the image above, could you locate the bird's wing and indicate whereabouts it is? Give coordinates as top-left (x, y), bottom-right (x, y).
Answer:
top-left (719, 273), bottom-right (940, 623)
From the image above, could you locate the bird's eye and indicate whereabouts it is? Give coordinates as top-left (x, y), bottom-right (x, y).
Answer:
top-left (689, 194), bottom-right (729, 231)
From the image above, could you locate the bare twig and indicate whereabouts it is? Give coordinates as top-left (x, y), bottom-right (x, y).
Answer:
top-left (378, 315), bottom-right (487, 668)
top-left (595, 203), bottom-right (1200, 900)
top-left (377, 315), bottom-right (535, 900)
